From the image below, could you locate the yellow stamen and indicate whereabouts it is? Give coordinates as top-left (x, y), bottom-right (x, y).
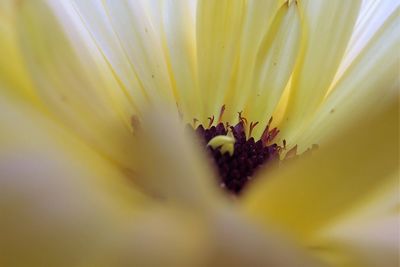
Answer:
top-left (207, 135), bottom-right (235, 156)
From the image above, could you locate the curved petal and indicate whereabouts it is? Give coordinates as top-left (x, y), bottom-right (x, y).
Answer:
top-left (242, 97), bottom-right (398, 261)
top-left (335, 0), bottom-right (399, 82)
top-left (17, 0), bottom-right (138, 169)
top-left (244, 1), bottom-right (302, 139)
top-left (279, 1), bottom-right (362, 145)
top-left (222, 0), bottom-right (286, 122)
top-left (0, 94), bottom-right (146, 267)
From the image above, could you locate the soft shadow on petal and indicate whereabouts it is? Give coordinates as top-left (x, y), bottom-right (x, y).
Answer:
top-left (0, 94), bottom-right (147, 267)
top-left (242, 97), bottom-right (398, 266)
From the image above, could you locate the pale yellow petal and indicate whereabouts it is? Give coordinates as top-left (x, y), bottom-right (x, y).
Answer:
top-left (309, 177), bottom-right (399, 267)
top-left (71, 0), bottom-right (149, 107)
top-left (279, 1), bottom-right (361, 145)
top-left (244, 2), bottom-right (302, 139)
top-left (335, 0), bottom-right (399, 82)
top-left (222, 0), bottom-right (285, 121)
top-left (132, 105), bottom-right (223, 210)
top-left (103, 0), bottom-right (177, 106)
top-left (242, 98), bottom-right (398, 243)
top-left (297, 8), bottom-right (399, 149)
top-left (0, 95), bottom-right (146, 267)
top-left (0, 0), bottom-right (38, 103)
top-left (103, 208), bottom-right (208, 267)
top-left (204, 208), bottom-right (326, 267)
top-left (196, 0), bottom-right (245, 121)
top-left (163, 0), bottom-right (201, 121)
top-left (17, 0), bottom-right (138, 169)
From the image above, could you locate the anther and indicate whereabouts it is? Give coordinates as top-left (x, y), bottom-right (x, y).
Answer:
top-left (207, 135), bottom-right (235, 156)
top-left (208, 115), bottom-right (215, 127)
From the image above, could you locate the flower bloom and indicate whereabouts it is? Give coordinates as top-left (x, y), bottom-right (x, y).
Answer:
top-left (0, 0), bottom-right (398, 266)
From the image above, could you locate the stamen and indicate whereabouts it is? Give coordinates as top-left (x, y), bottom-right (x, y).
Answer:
top-left (193, 112), bottom-right (282, 194)
top-left (237, 111), bottom-right (248, 125)
top-left (249, 121), bottom-right (259, 137)
top-left (218, 105), bottom-right (226, 123)
top-left (208, 115), bottom-right (215, 128)
top-left (207, 135), bottom-right (235, 156)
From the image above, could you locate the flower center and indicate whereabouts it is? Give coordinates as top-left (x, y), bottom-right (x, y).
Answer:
top-left (192, 110), bottom-right (284, 195)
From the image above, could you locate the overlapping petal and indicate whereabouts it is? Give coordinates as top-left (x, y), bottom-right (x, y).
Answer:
top-left (17, 1), bottom-right (139, 170)
top-left (279, 0), bottom-right (362, 145)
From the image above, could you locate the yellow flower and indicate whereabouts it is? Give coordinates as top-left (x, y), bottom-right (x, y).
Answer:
top-left (0, 0), bottom-right (398, 267)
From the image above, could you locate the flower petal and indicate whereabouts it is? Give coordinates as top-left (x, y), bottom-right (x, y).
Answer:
top-left (0, 94), bottom-right (145, 267)
top-left (335, 0), bottom-right (399, 81)
top-left (196, 0), bottom-right (245, 120)
top-left (163, 0), bottom-right (201, 121)
top-left (0, 0), bottom-right (38, 103)
top-left (280, 1), bottom-right (362, 144)
top-left (309, 178), bottom-right (399, 267)
top-left (243, 1), bottom-right (302, 138)
top-left (71, 0), bottom-right (149, 108)
top-left (131, 105), bottom-right (223, 210)
top-left (297, 8), bottom-right (399, 149)
top-left (17, 0), bottom-right (138, 169)
top-left (242, 98), bottom-right (398, 247)
top-left (102, 0), bottom-right (177, 106)
top-left (222, 0), bottom-right (285, 121)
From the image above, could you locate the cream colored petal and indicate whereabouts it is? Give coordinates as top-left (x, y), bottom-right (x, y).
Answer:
top-left (0, 95), bottom-right (146, 267)
top-left (244, 2), bottom-right (302, 139)
top-left (162, 0), bottom-right (201, 121)
top-left (297, 9), bottom-right (399, 149)
top-left (196, 0), bottom-right (245, 121)
top-left (102, 0), bottom-right (177, 106)
top-left (103, 208), bottom-right (209, 267)
top-left (71, 0), bottom-right (149, 107)
top-left (242, 99), bottom-right (398, 244)
top-left (204, 208), bottom-right (326, 267)
top-left (309, 178), bottom-right (399, 267)
top-left (17, 1), bottom-right (138, 169)
top-left (335, 0), bottom-right (399, 82)
top-left (132, 105), bottom-right (223, 210)
top-left (0, 0), bottom-right (38, 103)
top-left (279, 1), bottom-right (361, 145)
top-left (222, 0), bottom-right (285, 122)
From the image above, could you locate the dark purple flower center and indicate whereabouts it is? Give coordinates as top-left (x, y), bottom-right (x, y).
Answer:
top-left (194, 120), bottom-right (282, 195)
